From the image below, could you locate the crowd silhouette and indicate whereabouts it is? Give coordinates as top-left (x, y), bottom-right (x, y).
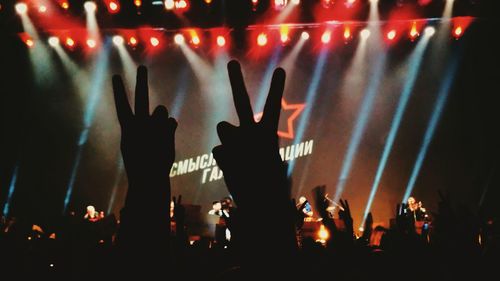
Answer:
top-left (1, 60), bottom-right (498, 280)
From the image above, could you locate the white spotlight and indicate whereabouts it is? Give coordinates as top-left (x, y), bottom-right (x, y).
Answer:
top-left (48, 37), bottom-right (60, 47)
top-left (84, 1), bottom-right (97, 13)
top-left (424, 26), bottom-right (435, 37)
top-left (113, 35), bottom-right (124, 46)
top-left (15, 3), bottom-right (28, 14)
top-left (301, 31), bottom-right (309, 40)
top-left (360, 29), bottom-right (371, 39)
top-left (291, 0), bottom-right (300, 4)
top-left (174, 34), bottom-right (185, 45)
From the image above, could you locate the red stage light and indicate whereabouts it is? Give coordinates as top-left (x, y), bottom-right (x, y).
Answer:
top-left (453, 26), bottom-right (463, 38)
top-left (345, 0), bottom-right (356, 7)
top-left (280, 25), bottom-right (289, 43)
top-left (257, 33), bottom-right (267, 46)
top-left (343, 26), bottom-right (351, 40)
top-left (322, 0), bottom-right (334, 9)
top-left (274, 0), bottom-right (287, 11)
top-left (175, 0), bottom-right (188, 9)
top-left (387, 30), bottom-right (396, 40)
top-left (61, 1), bottom-right (69, 10)
top-left (216, 35), bottom-right (226, 47)
top-left (86, 39), bottom-right (96, 48)
top-left (129, 36), bottom-right (138, 46)
top-left (251, 0), bottom-right (258, 11)
top-left (150, 37), bottom-right (160, 47)
top-left (321, 30), bottom-right (331, 44)
top-left (410, 22), bottom-right (419, 40)
top-left (192, 34), bottom-right (200, 45)
top-left (66, 37), bottom-right (75, 47)
top-left (38, 5), bottom-right (47, 13)
top-left (25, 38), bottom-right (34, 47)
top-left (108, 1), bottom-right (120, 13)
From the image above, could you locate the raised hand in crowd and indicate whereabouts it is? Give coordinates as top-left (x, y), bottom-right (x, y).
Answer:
top-left (212, 60), bottom-right (297, 271)
top-left (112, 65), bottom-right (177, 275)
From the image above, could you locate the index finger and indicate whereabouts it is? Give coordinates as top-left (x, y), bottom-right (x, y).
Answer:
top-left (227, 60), bottom-right (254, 126)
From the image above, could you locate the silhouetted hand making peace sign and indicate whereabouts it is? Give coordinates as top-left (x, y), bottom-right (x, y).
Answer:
top-left (213, 60), bottom-right (289, 211)
top-left (112, 66), bottom-right (177, 210)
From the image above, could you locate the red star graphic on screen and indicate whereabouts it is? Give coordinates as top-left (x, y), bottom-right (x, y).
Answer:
top-left (254, 99), bottom-right (305, 139)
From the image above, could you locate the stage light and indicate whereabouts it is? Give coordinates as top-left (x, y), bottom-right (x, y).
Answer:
top-left (321, 30), bottom-right (331, 44)
top-left (150, 37), bottom-right (160, 47)
top-left (280, 25), bottom-right (289, 43)
top-left (346, 0), bottom-right (356, 7)
top-left (291, 0), bottom-right (300, 4)
top-left (453, 26), bottom-right (463, 38)
top-left (48, 37), bottom-right (59, 47)
top-left (204, 0), bottom-right (212, 4)
top-left (134, 0), bottom-right (142, 6)
top-left (343, 26), bottom-right (351, 40)
top-left (25, 38), bottom-right (34, 47)
top-left (65, 37), bottom-right (75, 47)
top-left (192, 35), bottom-right (200, 45)
top-left (322, 0), bottom-right (334, 9)
top-left (318, 225), bottom-right (329, 241)
top-left (424, 26), bottom-right (435, 36)
top-left (38, 5), bottom-right (47, 13)
top-left (360, 28), bottom-right (370, 39)
top-left (174, 34), bottom-right (184, 45)
top-left (257, 33), bottom-right (267, 46)
top-left (216, 35), bottom-right (226, 47)
top-left (251, 0), bottom-right (258, 11)
top-left (176, 0), bottom-right (188, 9)
top-left (301, 31), bottom-right (309, 40)
top-left (86, 39), bottom-right (96, 48)
top-left (190, 31), bottom-right (200, 45)
top-left (61, 1), bottom-right (69, 10)
top-left (274, 0), bottom-right (287, 10)
top-left (15, 3), bottom-right (28, 14)
top-left (129, 36), bottom-right (138, 46)
top-left (84, 1), bottom-right (97, 13)
top-left (418, 0), bottom-right (432, 6)
top-left (113, 35), bottom-right (124, 45)
top-left (108, 1), bottom-right (120, 13)
top-left (164, 0), bottom-right (175, 10)
top-left (387, 30), bottom-right (396, 40)
top-left (410, 22), bottom-right (420, 40)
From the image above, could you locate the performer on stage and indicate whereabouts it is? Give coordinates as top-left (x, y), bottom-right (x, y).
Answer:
top-left (406, 197), bottom-right (428, 222)
top-left (208, 201), bottom-right (223, 216)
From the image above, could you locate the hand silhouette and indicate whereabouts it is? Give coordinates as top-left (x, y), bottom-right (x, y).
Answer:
top-left (212, 60), bottom-right (297, 270)
top-left (112, 66), bottom-right (177, 211)
top-left (213, 60), bottom-right (289, 211)
top-left (339, 199), bottom-right (353, 236)
top-left (112, 66), bottom-right (177, 276)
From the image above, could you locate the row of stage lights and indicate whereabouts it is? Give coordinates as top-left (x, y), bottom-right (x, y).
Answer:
top-left (11, 0), bottom-right (366, 15)
top-left (12, 0), bottom-right (191, 14)
top-left (19, 20), bottom-right (467, 50)
top-left (11, 0), bottom-right (460, 16)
